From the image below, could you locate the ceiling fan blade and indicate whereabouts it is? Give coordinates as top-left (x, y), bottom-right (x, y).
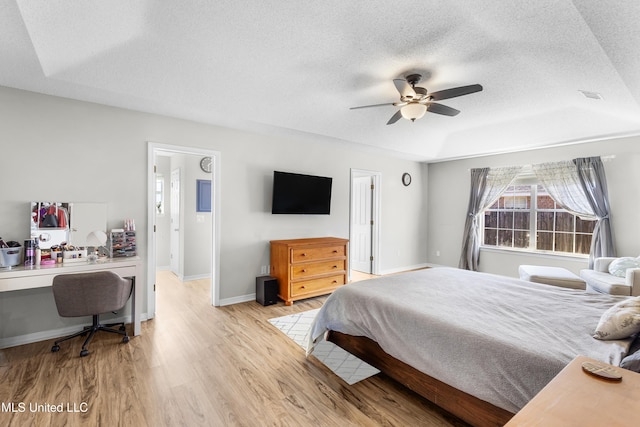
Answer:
top-left (429, 84), bottom-right (483, 101)
top-left (350, 102), bottom-right (396, 110)
top-left (393, 79), bottom-right (416, 99)
top-left (386, 110), bottom-right (403, 125)
top-left (427, 103), bottom-right (460, 116)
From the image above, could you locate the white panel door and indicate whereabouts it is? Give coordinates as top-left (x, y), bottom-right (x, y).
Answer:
top-left (170, 168), bottom-right (181, 276)
top-left (351, 176), bottom-right (373, 273)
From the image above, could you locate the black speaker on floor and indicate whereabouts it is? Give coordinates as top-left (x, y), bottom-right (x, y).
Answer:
top-left (256, 276), bottom-right (278, 306)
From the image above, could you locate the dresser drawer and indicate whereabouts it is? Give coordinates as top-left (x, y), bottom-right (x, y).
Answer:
top-left (291, 245), bottom-right (346, 263)
top-left (291, 260), bottom-right (346, 279)
top-left (291, 274), bottom-right (345, 296)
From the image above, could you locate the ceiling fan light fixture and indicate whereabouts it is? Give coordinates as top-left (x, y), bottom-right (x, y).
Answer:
top-left (400, 103), bottom-right (427, 121)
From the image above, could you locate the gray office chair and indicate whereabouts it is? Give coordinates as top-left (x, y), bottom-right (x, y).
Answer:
top-left (51, 271), bottom-right (132, 357)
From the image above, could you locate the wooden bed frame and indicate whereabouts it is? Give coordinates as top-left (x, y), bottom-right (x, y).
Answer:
top-left (327, 331), bottom-right (515, 427)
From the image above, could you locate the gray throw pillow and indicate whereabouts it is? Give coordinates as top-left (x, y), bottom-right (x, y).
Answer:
top-left (621, 350), bottom-right (640, 372)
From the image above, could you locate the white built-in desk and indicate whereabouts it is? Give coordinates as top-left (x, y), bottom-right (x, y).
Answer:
top-left (0, 257), bottom-right (142, 336)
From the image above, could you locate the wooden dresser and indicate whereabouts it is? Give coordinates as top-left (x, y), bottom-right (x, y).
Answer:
top-left (270, 237), bottom-right (349, 305)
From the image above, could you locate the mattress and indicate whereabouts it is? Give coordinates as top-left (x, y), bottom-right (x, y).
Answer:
top-left (308, 267), bottom-right (633, 413)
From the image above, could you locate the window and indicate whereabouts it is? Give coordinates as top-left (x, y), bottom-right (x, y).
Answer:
top-left (482, 184), bottom-right (595, 255)
top-left (155, 175), bottom-right (165, 215)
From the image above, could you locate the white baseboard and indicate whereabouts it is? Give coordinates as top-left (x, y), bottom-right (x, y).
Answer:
top-left (0, 313), bottom-right (148, 349)
top-left (379, 263), bottom-right (432, 276)
top-left (182, 273), bottom-right (211, 282)
top-left (219, 293), bottom-right (256, 306)
top-left (221, 264), bottom-right (437, 306)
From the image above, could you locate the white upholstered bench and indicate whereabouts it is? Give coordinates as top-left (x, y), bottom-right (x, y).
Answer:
top-left (518, 265), bottom-right (586, 290)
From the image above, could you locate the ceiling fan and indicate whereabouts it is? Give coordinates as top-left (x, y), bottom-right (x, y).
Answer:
top-left (350, 74), bottom-right (483, 125)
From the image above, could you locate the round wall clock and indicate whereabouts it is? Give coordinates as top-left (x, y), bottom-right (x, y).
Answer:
top-left (200, 156), bottom-right (212, 173)
top-left (402, 172), bottom-right (412, 186)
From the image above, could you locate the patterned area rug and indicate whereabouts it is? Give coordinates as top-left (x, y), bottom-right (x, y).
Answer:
top-left (269, 309), bottom-right (379, 385)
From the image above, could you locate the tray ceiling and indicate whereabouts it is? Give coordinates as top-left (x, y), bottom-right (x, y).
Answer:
top-left (1, 0), bottom-right (639, 161)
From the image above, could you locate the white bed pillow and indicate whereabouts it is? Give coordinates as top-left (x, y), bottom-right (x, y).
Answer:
top-left (608, 257), bottom-right (640, 278)
top-left (593, 296), bottom-right (640, 340)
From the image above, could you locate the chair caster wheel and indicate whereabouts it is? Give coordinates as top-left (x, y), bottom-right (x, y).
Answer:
top-left (80, 349), bottom-right (89, 357)
top-left (51, 345), bottom-right (60, 352)
top-left (119, 325), bottom-right (126, 332)
top-left (123, 336), bottom-right (130, 343)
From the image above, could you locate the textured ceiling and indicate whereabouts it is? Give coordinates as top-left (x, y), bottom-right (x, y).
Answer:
top-left (2, 0), bottom-right (640, 161)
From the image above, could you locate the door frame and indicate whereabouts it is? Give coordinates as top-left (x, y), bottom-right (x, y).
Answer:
top-left (349, 168), bottom-right (381, 276)
top-left (147, 142), bottom-right (222, 318)
top-left (169, 167), bottom-right (181, 278)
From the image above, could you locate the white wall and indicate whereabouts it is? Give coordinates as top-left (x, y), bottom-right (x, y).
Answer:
top-left (174, 153), bottom-right (212, 280)
top-left (427, 136), bottom-right (640, 277)
top-left (0, 86), bottom-right (428, 345)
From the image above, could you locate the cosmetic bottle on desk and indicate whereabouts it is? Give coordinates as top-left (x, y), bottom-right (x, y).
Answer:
top-left (23, 239), bottom-right (35, 267)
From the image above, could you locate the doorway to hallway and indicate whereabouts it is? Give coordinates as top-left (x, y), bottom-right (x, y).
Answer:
top-left (147, 143), bottom-right (221, 320)
top-left (349, 169), bottom-right (381, 277)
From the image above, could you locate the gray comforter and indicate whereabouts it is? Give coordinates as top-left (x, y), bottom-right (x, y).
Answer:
top-left (307, 267), bottom-right (633, 413)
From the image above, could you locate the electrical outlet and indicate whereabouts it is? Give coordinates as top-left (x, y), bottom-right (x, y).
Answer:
top-left (436, 250), bottom-right (441, 257)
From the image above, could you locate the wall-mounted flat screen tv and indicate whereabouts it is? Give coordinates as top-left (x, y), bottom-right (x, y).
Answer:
top-left (271, 171), bottom-right (332, 215)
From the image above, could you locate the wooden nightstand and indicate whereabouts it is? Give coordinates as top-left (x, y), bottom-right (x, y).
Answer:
top-left (505, 355), bottom-right (640, 426)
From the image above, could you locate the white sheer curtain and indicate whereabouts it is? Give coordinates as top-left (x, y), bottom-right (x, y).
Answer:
top-left (532, 156), bottom-right (614, 267)
top-left (531, 160), bottom-right (596, 219)
top-left (459, 166), bottom-right (522, 271)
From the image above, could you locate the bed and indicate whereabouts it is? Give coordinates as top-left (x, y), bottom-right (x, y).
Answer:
top-left (307, 267), bottom-right (637, 427)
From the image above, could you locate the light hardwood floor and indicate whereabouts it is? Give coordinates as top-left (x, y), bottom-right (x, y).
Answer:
top-left (0, 271), bottom-right (467, 426)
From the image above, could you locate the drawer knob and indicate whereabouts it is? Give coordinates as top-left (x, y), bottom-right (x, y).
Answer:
top-left (300, 285), bottom-right (306, 289)
top-left (301, 269), bottom-right (307, 273)
top-left (332, 250), bottom-right (338, 253)
top-left (301, 253), bottom-right (307, 257)
top-left (332, 280), bottom-right (338, 284)
top-left (332, 265), bottom-right (338, 269)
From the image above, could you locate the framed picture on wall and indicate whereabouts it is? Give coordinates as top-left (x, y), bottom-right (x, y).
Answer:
top-left (196, 179), bottom-right (211, 212)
